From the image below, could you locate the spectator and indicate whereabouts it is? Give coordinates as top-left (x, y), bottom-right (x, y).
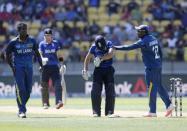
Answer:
top-left (127, 0), bottom-right (139, 12)
top-left (0, 21), bottom-right (7, 35)
top-left (89, 0), bottom-right (100, 8)
top-left (106, 0), bottom-right (120, 16)
top-left (121, 5), bottom-right (131, 20)
top-left (176, 38), bottom-right (185, 61)
top-left (89, 20), bottom-right (101, 36)
top-left (76, 3), bottom-right (87, 21)
top-left (167, 34), bottom-right (178, 49)
top-left (54, 7), bottom-right (66, 21)
top-left (181, 8), bottom-right (187, 28)
top-left (131, 6), bottom-right (142, 24)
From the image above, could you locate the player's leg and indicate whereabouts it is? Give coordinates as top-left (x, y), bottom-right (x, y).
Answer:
top-left (51, 65), bottom-right (63, 109)
top-left (41, 66), bottom-right (50, 107)
top-left (104, 66), bottom-right (115, 116)
top-left (24, 66), bottom-right (33, 104)
top-left (145, 68), bottom-right (157, 116)
top-left (15, 66), bottom-right (27, 117)
top-left (156, 68), bottom-right (173, 116)
top-left (92, 68), bottom-right (103, 116)
top-left (157, 68), bottom-right (171, 107)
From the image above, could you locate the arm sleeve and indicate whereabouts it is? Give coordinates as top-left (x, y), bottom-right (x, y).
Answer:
top-left (88, 45), bottom-right (95, 54)
top-left (114, 40), bottom-right (144, 51)
top-left (5, 42), bottom-right (14, 68)
top-left (58, 41), bottom-right (63, 49)
top-left (38, 42), bottom-right (43, 53)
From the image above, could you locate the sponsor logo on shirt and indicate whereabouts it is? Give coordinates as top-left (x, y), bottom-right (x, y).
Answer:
top-left (44, 49), bottom-right (56, 54)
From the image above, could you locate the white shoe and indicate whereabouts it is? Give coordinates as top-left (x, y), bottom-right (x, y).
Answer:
top-left (43, 103), bottom-right (49, 109)
top-left (143, 112), bottom-right (157, 117)
top-left (93, 113), bottom-right (100, 117)
top-left (107, 114), bottom-right (120, 118)
top-left (18, 112), bottom-right (26, 118)
top-left (165, 104), bottom-right (175, 117)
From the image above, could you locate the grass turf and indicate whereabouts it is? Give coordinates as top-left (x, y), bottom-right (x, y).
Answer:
top-left (0, 97), bottom-right (187, 131)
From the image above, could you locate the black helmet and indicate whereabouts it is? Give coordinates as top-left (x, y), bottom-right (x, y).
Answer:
top-left (95, 35), bottom-right (107, 51)
top-left (44, 28), bottom-right (52, 35)
top-left (135, 25), bottom-right (149, 38)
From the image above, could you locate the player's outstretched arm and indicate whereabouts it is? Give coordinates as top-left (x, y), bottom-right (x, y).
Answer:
top-left (113, 41), bottom-right (142, 51)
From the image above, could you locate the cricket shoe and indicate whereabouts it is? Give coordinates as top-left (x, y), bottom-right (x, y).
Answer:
top-left (18, 112), bottom-right (26, 118)
top-left (43, 103), bottom-right (49, 109)
top-left (93, 113), bottom-right (100, 117)
top-left (56, 101), bottom-right (63, 109)
top-left (165, 104), bottom-right (175, 117)
top-left (107, 114), bottom-right (120, 118)
top-left (143, 112), bottom-right (157, 117)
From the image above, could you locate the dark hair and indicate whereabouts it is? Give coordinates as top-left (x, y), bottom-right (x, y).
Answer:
top-left (17, 22), bottom-right (27, 32)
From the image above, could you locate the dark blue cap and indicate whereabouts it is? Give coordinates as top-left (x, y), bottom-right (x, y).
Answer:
top-left (135, 25), bottom-right (149, 31)
top-left (44, 28), bottom-right (52, 35)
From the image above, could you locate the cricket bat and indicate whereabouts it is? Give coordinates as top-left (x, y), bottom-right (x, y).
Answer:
top-left (60, 64), bottom-right (67, 105)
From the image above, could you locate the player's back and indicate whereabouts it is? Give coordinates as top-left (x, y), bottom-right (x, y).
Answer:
top-left (141, 35), bottom-right (162, 69)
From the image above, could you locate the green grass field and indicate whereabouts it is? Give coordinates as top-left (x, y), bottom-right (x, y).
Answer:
top-left (0, 97), bottom-right (187, 131)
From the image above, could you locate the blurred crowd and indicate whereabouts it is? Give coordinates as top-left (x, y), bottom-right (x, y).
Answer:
top-left (0, 0), bottom-right (187, 62)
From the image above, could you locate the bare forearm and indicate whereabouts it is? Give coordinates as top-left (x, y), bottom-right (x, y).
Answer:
top-left (35, 50), bottom-right (43, 67)
top-left (83, 53), bottom-right (92, 70)
top-left (84, 58), bottom-right (90, 70)
top-left (101, 48), bottom-right (114, 61)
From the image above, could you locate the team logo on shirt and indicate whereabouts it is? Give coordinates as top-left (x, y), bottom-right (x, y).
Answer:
top-left (27, 43), bottom-right (33, 48)
top-left (15, 45), bottom-right (21, 48)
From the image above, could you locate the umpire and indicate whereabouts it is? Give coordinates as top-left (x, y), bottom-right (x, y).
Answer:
top-left (82, 35), bottom-right (116, 117)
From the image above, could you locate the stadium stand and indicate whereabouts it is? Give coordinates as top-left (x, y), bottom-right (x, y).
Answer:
top-left (0, 0), bottom-right (186, 63)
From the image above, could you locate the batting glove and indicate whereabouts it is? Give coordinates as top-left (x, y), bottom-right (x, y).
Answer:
top-left (42, 57), bottom-right (48, 66)
top-left (82, 70), bottom-right (91, 81)
top-left (94, 57), bottom-right (101, 67)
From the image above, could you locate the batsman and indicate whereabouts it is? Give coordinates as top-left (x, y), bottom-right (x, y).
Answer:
top-left (82, 35), bottom-right (116, 117)
top-left (39, 28), bottom-right (65, 109)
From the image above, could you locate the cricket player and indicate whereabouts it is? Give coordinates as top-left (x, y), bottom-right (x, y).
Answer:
top-left (5, 22), bottom-right (43, 118)
top-left (113, 25), bottom-right (174, 117)
top-left (82, 35), bottom-right (116, 117)
top-left (39, 28), bottom-right (64, 109)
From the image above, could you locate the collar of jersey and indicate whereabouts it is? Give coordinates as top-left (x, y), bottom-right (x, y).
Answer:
top-left (17, 35), bottom-right (29, 42)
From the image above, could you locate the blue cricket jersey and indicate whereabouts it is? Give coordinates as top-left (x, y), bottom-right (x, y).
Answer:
top-left (6, 36), bottom-right (38, 67)
top-left (39, 40), bottom-right (62, 65)
top-left (115, 35), bottom-right (162, 69)
top-left (89, 41), bottom-right (113, 68)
